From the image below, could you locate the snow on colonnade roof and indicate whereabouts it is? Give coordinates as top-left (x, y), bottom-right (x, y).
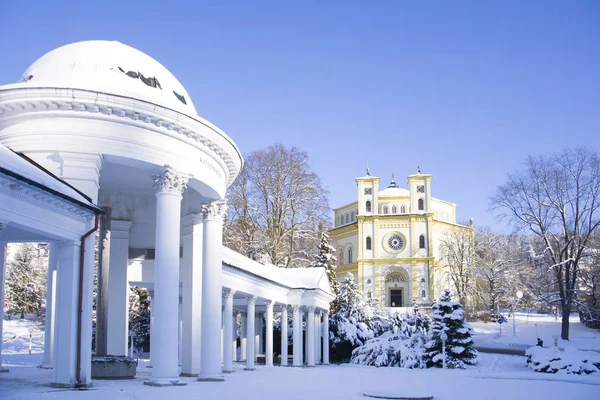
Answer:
top-left (222, 246), bottom-right (332, 294)
top-left (0, 143), bottom-right (100, 212)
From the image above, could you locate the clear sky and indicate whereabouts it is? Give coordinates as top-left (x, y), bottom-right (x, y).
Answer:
top-left (1, 1), bottom-right (598, 231)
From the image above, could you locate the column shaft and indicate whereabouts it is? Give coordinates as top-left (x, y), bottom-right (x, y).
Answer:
top-left (148, 167), bottom-right (187, 386)
top-left (240, 313), bottom-right (247, 361)
top-left (307, 307), bottom-right (315, 367)
top-left (280, 306), bottom-right (288, 366)
top-left (292, 306), bottom-right (301, 367)
top-left (245, 297), bottom-right (256, 370)
top-left (323, 311), bottom-right (330, 364)
top-left (232, 314), bottom-right (237, 362)
top-left (41, 242), bottom-right (57, 368)
top-left (180, 214), bottom-right (203, 376)
top-left (198, 201), bottom-right (227, 381)
top-left (0, 242), bottom-right (7, 372)
top-left (223, 289), bottom-right (235, 372)
top-left (265, 301), bottom-right (273, 366)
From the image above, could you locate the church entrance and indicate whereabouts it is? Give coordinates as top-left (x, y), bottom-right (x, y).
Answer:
top-left (390, 289), bottom-right (403, 307)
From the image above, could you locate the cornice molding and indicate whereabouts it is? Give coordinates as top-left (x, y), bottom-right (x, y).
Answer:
top-left (0, 87), bottom-right (242, 186)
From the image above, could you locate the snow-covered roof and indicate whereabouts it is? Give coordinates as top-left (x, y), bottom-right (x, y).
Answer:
top-left (0, 143), bottom-right (99, 212)
top-left (378, 187), bottom-right (410, 197)
top-left (13, 40), bottom-right (196, 116)
top-left (222, 246), bottom-right (333, 294)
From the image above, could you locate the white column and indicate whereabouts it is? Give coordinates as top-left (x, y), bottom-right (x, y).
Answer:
top-left (315, 311), bottom-right (321, 364)
top-left (180, 213), bottom-right (203, 377)
top-left (178, 297), bottom-right (183, 366)
top-left (280, 306), bottom-right (288, 366)
top-left (307, 306), bottom-right (315, 367)
top-left (240, 313), bottom-right (247, 361)
top-left (292, 305), bottom-right (301, 367)
top-left (245, 296), bottom-right (256, 371)
top-left (223, 289), bottom-right (236, 373)
top-left (198, 200), bottom-right (227, 382)
top-left (265, 300), bottom-right (273, 366)
top-left (106, 220), bottom-right (132, 356)
top-left (147, 290), bottom-right (154, 367)
top-left (255, 315), bottom-right (262, 359)
top-left (232, 313), bottom-right (238, 362)
top-left (51, 239), bottom-right (94, 387)
top-left (0, 239), bottom-right (8, 373)
top-left (148, 166), bottom-right (188, 386)
top-left (41, 242), bottom-right (58, 369)
top-left (323, 311), bottom-right (330, 365)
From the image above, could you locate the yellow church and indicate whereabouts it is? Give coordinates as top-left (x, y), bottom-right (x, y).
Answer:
top-left (329, 169), bottom-right (473, 311)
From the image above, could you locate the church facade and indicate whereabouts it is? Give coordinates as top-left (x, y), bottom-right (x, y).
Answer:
top-left (329, 170), bottom-right (473, 311)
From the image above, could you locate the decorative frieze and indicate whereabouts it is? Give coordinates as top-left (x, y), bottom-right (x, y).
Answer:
top-left (153, 165), bottom-right (188, 196)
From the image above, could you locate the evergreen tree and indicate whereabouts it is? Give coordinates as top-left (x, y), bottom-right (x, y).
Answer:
top-left (5, 243), bottom-right (47, 319)
top-left (128, 286), bottom-right (151, 353)
top-left (311, 232), bottom-right (339, 304)
top-left (424, 289), bottom-right (478, 369)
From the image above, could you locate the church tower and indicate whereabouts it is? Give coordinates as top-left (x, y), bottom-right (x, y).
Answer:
top-left (407, 167), bottom-right (432, 213)
top-left (357, 169), bottom-right (379, 216)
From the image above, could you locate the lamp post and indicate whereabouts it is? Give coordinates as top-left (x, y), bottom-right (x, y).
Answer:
top-left (440, 331), bottom-right (448, 369)
top-left (513, 291), bottom-right (523, 337)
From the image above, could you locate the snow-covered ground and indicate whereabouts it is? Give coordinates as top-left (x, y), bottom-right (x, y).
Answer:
top-left (1, 315), bottom-right (599, 400)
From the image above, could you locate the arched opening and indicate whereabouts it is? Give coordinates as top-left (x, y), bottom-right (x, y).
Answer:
top-left (383, 206), bottom-right (388, 214)
top-left (366, 236), bottom-right (372, 250)
top-left (392, 205), bottom-right (397, 214)
top-left (347, 247), bottom-right (353, 264)
top-left (418, 198), bottom-right (424, 211)
top-left (419, 235), bottom-right (426, 249)
top-left (365, 200), bottom-right (372, 213)
top-left (400, 205), bottom-right (406, 214)
top-left (384, 270), bottom-right (410, 308)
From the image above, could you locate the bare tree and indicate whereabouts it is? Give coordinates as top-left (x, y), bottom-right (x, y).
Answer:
top-left (439, 227), bottom-right (475, 305)
top-left (492, 147), bottom-right (600, 340)
top-left (224, 144), bottom-right (330, 267)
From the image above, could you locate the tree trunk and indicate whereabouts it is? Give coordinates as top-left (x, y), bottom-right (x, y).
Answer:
top-left (561, 304), bottom-right (570, 340)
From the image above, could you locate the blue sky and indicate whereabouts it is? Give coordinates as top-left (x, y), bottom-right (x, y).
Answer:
top-left (1, 1), bottom-right (598, 231)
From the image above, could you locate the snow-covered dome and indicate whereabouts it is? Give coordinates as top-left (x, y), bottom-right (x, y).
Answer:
top-left (19, 40), bottom-right (196, 115)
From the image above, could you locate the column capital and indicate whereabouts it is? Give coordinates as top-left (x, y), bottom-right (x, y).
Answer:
top-left (247, 295), bottom-right (257, 306)
top-left (202, 200), bottom-right (228, 221)
top-left (307, 306), bottom-right (316, 313)
top-left (223, 288), bottom-right (236, 299)
top-left (279, 304), bottom-right (289, 312)
top-left (292, 305), bottom-right (301, 312)
top-left (264, 299), bottom-right (273, 308)
top-left (153, 165), bottom-right (189, 196)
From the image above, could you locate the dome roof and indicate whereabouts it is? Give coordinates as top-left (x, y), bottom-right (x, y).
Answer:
top-left (19, 40), bottom-right (196, 115)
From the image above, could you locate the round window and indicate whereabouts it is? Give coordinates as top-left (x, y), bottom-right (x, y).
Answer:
top-left (387, 234), bottom-right (404, 251)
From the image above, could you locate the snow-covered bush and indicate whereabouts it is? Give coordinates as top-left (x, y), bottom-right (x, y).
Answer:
top-left (424, 289), bottom-right (478, 369)
top-left (329, 273), bottom-right (385, 361)
top-left (526, 346), bottom-right (600, 375)
top-left (350, 313), bottom-right (429, 368)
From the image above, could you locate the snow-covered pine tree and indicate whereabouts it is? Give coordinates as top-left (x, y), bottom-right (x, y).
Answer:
top-left (311, 232), bottom-right (339, 301)
top-left (5, 243), bottom-right (47, 319)
top-left (128, 286), bottom-right (151, 353)
top-left (424, 289), bottom-right (478, 369)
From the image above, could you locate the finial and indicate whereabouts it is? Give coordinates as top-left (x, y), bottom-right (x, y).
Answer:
top-left (417, 165), bottom-right (422, 174)
top-left (366, 167), bottom-right (370, 176)
top-left (388, 172), bottom-right (398, 188)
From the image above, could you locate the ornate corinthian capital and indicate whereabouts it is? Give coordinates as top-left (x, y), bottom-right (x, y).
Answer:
top-left (202, 200), bottom-right (228, 221)
top-left (153, 165), bottom-right (188, 196)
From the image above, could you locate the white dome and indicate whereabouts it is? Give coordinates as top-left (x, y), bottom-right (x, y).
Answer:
top-left (19, 40), bottom-right (196, 115)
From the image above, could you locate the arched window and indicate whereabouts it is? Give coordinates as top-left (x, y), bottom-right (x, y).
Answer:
top-left (418, 198), bottom-right (424, 211)
top-left (348, 247), bottom-right (353, 264)
top-left (345, 214), bottom-right (349, 224)
top-left (383, 206), bottom-right (388, 214)
top-left (400, 205), bottom-right (406, 214)
top-left (366, 200), bottom-right (372, 213)
top-left (338, 248), bottom-right (344, 264)
top-left (421, 290), bottom-right (426, 299)
top-left (366, 236), bottom-right (372, 250)
top-left (419, 235), bottom-right (426, 249)
top-left (339, 215), bottom-right (344, 226)
top-left (351, 212), bottom-right (355, 221)
top-left (392, 205), bottom-right (397, 214)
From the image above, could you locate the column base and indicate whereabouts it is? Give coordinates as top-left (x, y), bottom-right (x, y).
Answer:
top-left (48, 382), bottom-right (93, 389)
top-left (39, 363), bottom-right (52, 370)
top-left (0, 367), bottom-right (9, 373)
top-left (197, 376), bottom-right (225, 382)
top-left (180, 372), bottom-right (198, 377)
top-left (321, 362), bottom-right (330, 365)
top-left (144, 380), bottom-right (187, 387)
top-left (291, 365), bottom-right (303, 368)
top-left (306, 365), bottom-right (316, 368)
top-left (243, 367), bottom-right (256, 371)
top-left (222, 369), bottom-right (235, 374)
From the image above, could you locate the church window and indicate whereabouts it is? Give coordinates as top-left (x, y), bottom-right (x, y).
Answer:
top-left (348, 247), bottom-right (353, 264)
top-left (351, 212), bottom-right (355, 221)
top-left (400, 205), bottom-right (406, 214)
top-left (383, 206), bottom-right (388, 214)
top-left (366, 236), bottom-right (372, 250)
top-left (419, 235), bottom-right (426, 249)
top-left (421, 278), bottom-right (426, 283)
top-left (418, 198), bottom-right (424, 211)
top-left (366, 200), bottom-right (372, 213)
top-left (338, 248), bottom-right (344, 264)
top-left (421, 290), bottom-right (426, 298)
top-left (392, 205), bottom-right (397, 214)
top-left (339, 215), bottom-right (344, 226)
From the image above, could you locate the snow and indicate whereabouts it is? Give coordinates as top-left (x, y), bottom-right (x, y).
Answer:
top-left (0, 143), bottom-right (96, 209)
top-left (2, 317), bottom-right (600, 400)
